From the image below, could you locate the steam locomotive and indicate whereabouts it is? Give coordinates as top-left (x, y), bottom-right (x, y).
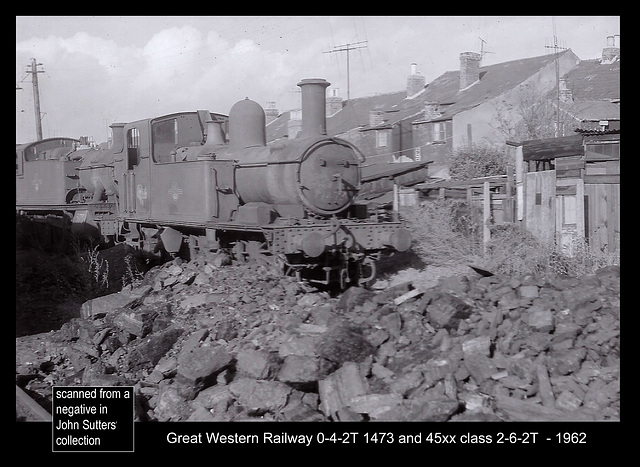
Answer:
top-left (16, 78), bottom-right (412, 289)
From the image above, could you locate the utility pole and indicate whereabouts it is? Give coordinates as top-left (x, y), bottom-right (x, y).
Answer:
top-left (545, 18), bottom-right (567, 137)
top-left (26, 58), bottom-right (45, 141)
top-left (323, 40), bottom-right (368, 101)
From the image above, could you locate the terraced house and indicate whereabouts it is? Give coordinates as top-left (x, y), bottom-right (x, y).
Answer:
top-left (266, 37), bottom-right (619, 181)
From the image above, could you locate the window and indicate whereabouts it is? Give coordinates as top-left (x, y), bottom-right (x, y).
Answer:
top-left (585, 142), bottom-right (620, 161)
top-left (414, 146), bottom-right (421, 162)
top-left (152, 118), bottom-right (178, 162)
top-left (376, 130), bottom-right (388, 148)
top-left (562, 195), bottom-right (577, 226)
top-left (433, 122), bottom-right (445, 142)
top-left (127, 128), bottom-right (140, 169)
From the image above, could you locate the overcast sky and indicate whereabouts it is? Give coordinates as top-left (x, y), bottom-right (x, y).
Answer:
top-left (16, 16), bottom-right (620, 144)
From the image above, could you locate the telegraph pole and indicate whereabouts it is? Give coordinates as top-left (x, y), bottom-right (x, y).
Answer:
top-left (545, 18), bottom-right (567, 137)
top-left (26, 58), bottom-right (45, 141)
top-left (323, 40), bottom-right (368, 101)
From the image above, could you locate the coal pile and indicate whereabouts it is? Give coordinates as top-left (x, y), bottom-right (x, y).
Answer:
top-left (16, 252), bottom-right (620, 422)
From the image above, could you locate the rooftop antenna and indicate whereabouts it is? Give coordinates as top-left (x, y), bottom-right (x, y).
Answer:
top-left (478, 37), bottom-right (494, 62)
top-left (545, 17), bottom-right (567, 137)
top-left (323, 40), bottom-right (368, 101)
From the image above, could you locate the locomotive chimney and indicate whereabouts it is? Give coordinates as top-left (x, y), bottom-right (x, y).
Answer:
top-left (297, 78), bottom-right (330, 138)
top-left (109, 122), bottom-right (126, 152)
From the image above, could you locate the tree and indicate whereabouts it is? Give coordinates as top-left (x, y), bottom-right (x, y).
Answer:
top-left (490, 78), bottom-right (572, 142)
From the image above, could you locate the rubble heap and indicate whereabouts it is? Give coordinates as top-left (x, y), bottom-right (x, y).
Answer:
top-left (16, 252), bottom-right (620, 422)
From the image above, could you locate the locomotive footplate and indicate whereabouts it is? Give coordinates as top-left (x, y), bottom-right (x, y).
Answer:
top-left (260, 220), bottom-right (412, 257)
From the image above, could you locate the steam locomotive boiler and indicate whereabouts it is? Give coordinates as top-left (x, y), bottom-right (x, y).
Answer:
top-left (17, 78), bottom-right (413, 288)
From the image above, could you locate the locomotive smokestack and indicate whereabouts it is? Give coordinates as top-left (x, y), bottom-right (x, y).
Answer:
top-left (297, 78), bottom-right (330, 138)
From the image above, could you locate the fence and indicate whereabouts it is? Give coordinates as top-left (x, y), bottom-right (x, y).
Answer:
top-left (417, 173), bottom-right (516, 252)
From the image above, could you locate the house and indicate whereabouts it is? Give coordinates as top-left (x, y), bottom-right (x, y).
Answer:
top-left (503, 35), bottom-right (621, 254)
top-left (555, 35), bottom-right (620, 134)
top-left (266, 39), bottom-right (618, 181)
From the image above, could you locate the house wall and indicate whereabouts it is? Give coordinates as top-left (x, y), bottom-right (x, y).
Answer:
top-left (412, 120), bottom-right (453, 178)
top-left (452, 51), bottom-right (580, 149)
top-left (337, 128), bottom-right (396, 165)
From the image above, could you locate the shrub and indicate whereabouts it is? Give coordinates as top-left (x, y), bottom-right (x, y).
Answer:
top-left (404, 201), bottom-right (620, 277)
top-left (449, 143), bottom-right (509, 181)
top-left (484, 223), bottom-right (620, 276)
top-left (485, 223), bottom-right (550, 275)
top-left (400, 199), bottom-right (484, 265)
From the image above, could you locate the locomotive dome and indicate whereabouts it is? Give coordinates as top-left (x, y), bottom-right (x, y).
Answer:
top-left (229, 98), bottom-right (266, 151)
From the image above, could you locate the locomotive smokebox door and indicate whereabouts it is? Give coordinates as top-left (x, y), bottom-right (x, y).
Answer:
top-left (298, 141), bottom-right (359, 215)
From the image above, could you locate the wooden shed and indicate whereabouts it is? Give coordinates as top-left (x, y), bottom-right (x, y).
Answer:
top-left (509, 130), bottom-right (620, 254)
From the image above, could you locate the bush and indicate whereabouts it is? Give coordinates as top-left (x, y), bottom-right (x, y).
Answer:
top-left (485, 224), bottom-right (550, 275)
top-left (404, 201), bottom-right (620, 277)
top-left (485, 223), bottom-right (620, 276)
top-left (449, 143), bottom-right (509, 181)
top-left (400, 199), bottom-right (484, 265)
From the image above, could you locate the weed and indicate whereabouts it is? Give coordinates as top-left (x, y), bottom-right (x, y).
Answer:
top-left (80, 244), bottom-right (110, 294)
top-left (122, 253), bottom-right (145, 288)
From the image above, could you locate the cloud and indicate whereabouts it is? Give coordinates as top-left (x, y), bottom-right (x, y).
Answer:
top-left (16, 16), bottom-right (620, 144)
top-left (16, 25), bottom-right (306, 143)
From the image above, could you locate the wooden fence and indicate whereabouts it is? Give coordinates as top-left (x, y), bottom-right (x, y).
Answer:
top-left (417, 173), bottom-right (516, 252)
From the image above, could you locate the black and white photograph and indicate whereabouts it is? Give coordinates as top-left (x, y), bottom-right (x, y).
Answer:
top-left (16, 15), bottom-right (620, 454)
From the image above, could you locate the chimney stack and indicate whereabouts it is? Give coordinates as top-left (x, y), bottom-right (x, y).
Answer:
top-left (423, 102), bottom-right (442, 120)
top-left (297, 78), bottom-right (330, 138)
top-left (558, 78), bottom-right (573, 103)
top-left (406, 62), bottom-right (426, 97)
top-left (369, 110), bottom-right (384, 127)
top-left (601, 34), bottom-right (620, 63)
top-left (459, 52), bottom-right (481, 90)
top-left (265, 101), bottom-right (279, 124)
top-left (326, 88), bottom-right (343, 117)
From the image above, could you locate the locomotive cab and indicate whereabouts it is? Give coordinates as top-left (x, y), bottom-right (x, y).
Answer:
top-left (16, 138), bottom-right (85, 207)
